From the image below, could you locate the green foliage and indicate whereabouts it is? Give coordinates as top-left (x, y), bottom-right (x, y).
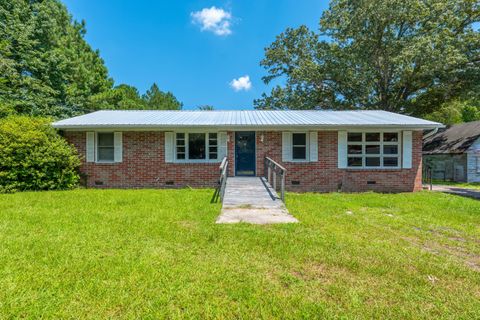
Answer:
top-left (462, 105), bottom-right (480, 122)
top-left (88, 84), bottom-right (147, 110)
top-left (255, 0), bottom-right (480, 117)
top-left (425, 100), bottom-right (465, 125)
top-left (0, 0), bottom-right (113, 118)
top-left (0, 116), bottom-right (80, 192)
top-left (197, 105), bottom-right (214, 110)
top-left (426, 100), bottom-right (480, 124)
top-left (142, 83), bottom-right (183, 110)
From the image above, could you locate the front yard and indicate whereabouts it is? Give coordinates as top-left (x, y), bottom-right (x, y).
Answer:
top-left (0, 189), bottom-right (479, 319)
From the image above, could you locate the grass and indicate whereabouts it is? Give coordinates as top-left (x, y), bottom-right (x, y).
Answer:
top-left (0, 189), bottom-right (479, 319)
top-left (432, 179), bottom-right (480, 190)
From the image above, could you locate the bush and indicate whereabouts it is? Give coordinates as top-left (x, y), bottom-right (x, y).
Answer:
top-left (0, 116), bottom-right (80, 192)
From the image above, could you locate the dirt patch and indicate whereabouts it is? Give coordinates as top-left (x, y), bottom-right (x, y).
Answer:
top-left (404, 234), bottom-right (480, 272)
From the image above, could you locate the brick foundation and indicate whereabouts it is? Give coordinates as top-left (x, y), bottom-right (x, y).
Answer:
top-left (64, 130), bottom-right (423, 192)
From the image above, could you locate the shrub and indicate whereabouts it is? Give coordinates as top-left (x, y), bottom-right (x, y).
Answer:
top-left (0, 116), bottom-right (80, 192)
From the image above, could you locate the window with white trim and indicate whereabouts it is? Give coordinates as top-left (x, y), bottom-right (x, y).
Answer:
top-left (347, 132), bottom-right (400, 168)
top-left (175, 133), bottom-right (218, 161)
top-left (97, 132), bottom-right (114, 162)
top-left (292, 133), bottom-right (307, 160)
top-left (476, 156), bottom-right (480, 173)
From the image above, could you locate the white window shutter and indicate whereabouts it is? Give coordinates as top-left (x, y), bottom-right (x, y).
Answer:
top-left (338, 131), bottom-right (347, 168)
top-left (86, 132), bottom-right (95, 162)
top-left (282, 132), bottom-right (292, 162)
top-left (165, 132), bottom-right (174, 163)
top-left (114, 132), bottom-right (123, 162)
top-left (402, 131), bottom-right (413, 169)
top-left (309, 131), bottom-right (318, 162)
top-left (218, 132), bottom-right (228, 160)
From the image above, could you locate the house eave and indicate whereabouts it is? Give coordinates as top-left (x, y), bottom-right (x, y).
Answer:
top-left (53, 124), bottom-right (442, 131)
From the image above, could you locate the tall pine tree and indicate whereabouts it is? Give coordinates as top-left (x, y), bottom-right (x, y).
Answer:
top-left (0, 0), bottom-right (112, 118)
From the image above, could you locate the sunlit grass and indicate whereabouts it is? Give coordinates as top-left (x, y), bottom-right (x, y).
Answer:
top-left (0, 189), bottom-right (479, 319)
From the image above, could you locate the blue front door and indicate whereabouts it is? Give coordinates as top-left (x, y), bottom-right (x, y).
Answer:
top-left (235, 131), bottom-right (256, 176)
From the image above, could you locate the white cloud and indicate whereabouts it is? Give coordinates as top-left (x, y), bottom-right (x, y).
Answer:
top-left (230, 75), bottom-right (252, 92)
top-left (191, 6), bottom-right (232, 36)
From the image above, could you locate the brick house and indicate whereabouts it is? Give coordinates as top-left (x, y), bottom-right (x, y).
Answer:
top-left (53, 110), bottom-right (441, 192)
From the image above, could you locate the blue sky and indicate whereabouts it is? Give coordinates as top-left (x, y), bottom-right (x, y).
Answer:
top-left (61, 1), bottom-right (328, 110)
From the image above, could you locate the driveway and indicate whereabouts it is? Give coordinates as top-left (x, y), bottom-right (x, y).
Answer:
top-left (431, 185), bottom-right (480, 200)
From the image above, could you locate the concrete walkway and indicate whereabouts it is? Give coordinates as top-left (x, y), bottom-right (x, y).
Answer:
top-left (431, 185), bottom-right (480, 200)
top-left (216, 177), bottom-right (298, 224)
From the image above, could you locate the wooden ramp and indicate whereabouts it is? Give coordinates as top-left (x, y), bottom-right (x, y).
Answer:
top-left (216, 177), bottom-right (298, 224)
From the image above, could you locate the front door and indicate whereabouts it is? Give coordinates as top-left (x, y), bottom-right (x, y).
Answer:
top-left (235, 131), bottom-right (256, 176)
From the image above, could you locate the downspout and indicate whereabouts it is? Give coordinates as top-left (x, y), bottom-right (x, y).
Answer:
top-left (422, 127), bottom-right (439, 191)
top-left (423, 127), bottom-right (439, 140)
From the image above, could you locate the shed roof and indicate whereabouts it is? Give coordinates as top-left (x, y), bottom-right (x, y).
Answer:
top-left (423, 120), bottom-right (480, 154)
top-left (52, 110), bottom-right (441, 130)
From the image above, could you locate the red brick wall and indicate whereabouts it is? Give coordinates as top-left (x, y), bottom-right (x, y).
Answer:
top-left (64, 130), bottom-right (422, 192)
top-left (254, 131), bottom-right (423, 193)
top-left (64, 131), bottom-right (219, 188)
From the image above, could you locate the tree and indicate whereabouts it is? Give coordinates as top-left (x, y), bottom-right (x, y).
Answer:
top-left (142, 83), bottom-right (183, 110)
top-left (197, 105), bottom-right (214, 110)
top-left (87, 84), bottom-right (146, 111)
top-left (255, 0), bottom-right (480, 117)
top-left (0, 0), bottom-right (112, 118)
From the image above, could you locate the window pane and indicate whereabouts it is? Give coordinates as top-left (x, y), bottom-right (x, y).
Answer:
top-left (98, 133), bottom-right (114, 147)
top-left (348, 145), bottom-right (362, 154)
top-left (348, 132), bottom-right (362, 142)
top-left (292, 133), bottom-right (306, 145)
top-left (98, 147), bottom-right (114, 161)
top-left (384, 157), bottom-right (398, 167)
top-left (209, 152), bottom-right (217, 159)
top-left (176, 146), bottom-right (185, 153)
top-left (348, 157), bottom-right (362, 167)
top-left (366, 133), bottom-right (380, 142)
top-left (177, 153), bottom-right (185, 160)
top-left (384, 132), bottom-right (398, 142)
top-left (188, 133), bottom-right (206, 159)
top-left (365, 145), bottom-right (380, 154)
top-left (209, 133), bottom-right (217, 144)
top-left (384, 145), bottom-right (398, 154)
top-left (293, 146), bottom-right (306, 160)
top-left (366, 157), bottom-right (380, 167)
top-left (176, 133), bottom-right (185, 140)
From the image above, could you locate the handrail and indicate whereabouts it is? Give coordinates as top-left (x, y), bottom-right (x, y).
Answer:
top-left (217, 156), bottom-right (228, 202)
top-left (264, 157), bottom-right (286, 201)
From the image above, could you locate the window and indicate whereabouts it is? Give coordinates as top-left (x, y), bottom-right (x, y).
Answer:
top-left (292, 133), bottom-right (307, 160)
top-left (347, 132), bottom-right (400, 168)
top-left (208, 133), bottom-right (218, 159)
top-left (175, 132), bottom-right (218, 161)
top-left (97, 132), bottom-right (114, 162)
top-left (476, 156), bottom-right (480, 173)
top-left (188, 133), bottom-right (206, 159)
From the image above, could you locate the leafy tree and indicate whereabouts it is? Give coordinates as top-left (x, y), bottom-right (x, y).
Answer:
top-left (462, 105), bottom-right (480, 122)
top-left (197, 105), bottom-right (214, 110)
top-left (142, 83), bottom-right (183, 110)
top-left (0, 0), bottom-right (112, 118)
top-left (255, 0), bottom-right (480, 117)
top-left (0, 116), bottom-right (80, 192)
top-left (425, 100), bottom-right (464, 125)
top-left (88, 84), bottom-right (146, 111)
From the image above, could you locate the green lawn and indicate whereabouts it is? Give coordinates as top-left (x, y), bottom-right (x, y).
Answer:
top-left (0, 189), bottom-right (479, 319)
top-left (432, 179), bottom-right (480, 190)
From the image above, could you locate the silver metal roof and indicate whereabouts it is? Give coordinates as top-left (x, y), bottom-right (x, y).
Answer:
top-left (52, 110), bottom-right (442, 130)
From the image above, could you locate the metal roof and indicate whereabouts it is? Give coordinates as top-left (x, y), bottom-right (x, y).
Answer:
top-left (423, 120), bottom-right (480, 154)
top-left (52, 110), bottom-right (442, 130)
